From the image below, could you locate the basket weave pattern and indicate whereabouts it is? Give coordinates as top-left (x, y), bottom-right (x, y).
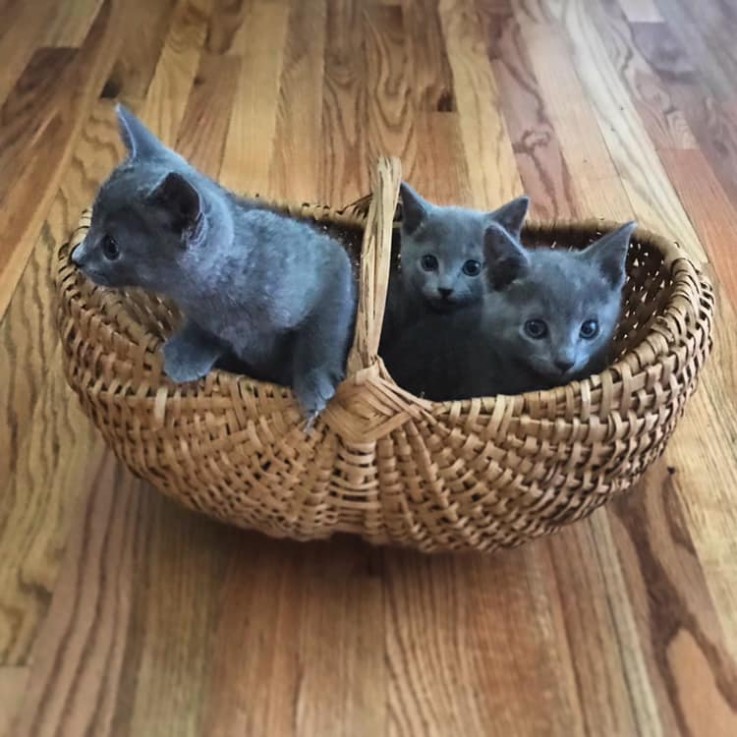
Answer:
top-left (55, 158), bottom-right (714, 553)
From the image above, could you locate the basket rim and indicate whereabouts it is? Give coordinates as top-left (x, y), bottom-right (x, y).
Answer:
top-left (56, 200), bottom-right (713, 418)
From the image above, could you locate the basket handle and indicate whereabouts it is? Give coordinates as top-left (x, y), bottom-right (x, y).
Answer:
top-left (346, 156), bottom-right (402, 376)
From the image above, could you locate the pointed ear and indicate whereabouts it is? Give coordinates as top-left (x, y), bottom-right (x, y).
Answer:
top-left (488, 195), bottom-right (530, 240)
top-left (149, 173), bottom-right (202, 235)
top-left (484, 223), bottom-right (530, 290)
top-left (116, 104), bottom-right (166, 159)
top-left (400, 182), bottom-right (432, 235)
top-left (583, 221), bottom-right (636, 288)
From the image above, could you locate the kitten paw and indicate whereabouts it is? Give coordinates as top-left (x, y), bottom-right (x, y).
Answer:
top-left (293, 369), bottom-right (339, 421)
top-left (163, 337), bottom-right (213, 383)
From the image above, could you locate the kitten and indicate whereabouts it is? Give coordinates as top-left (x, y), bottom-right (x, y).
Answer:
top-left (72, 105), bottom-right (356, 423)
top-left (383, 221), bottom-right (636, 400)
top-left (381, 184), bottom-right (529, 347)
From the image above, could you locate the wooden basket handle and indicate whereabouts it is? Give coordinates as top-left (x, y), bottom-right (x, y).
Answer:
top-left (346, 156), bottom-right (402, 375)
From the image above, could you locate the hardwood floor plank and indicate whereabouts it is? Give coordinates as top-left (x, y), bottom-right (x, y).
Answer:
top-left (411, 112), bottom-right (471, 205)
top-left (293, 541), bottom-right (386, 737)
top-left (534, 0), bottom-right (706, 261)
top-left (632, 20), bottom-right (737, 218)
top-left (320, 0), bottom-right (370, 205)
top-left (438, 0), bottom-right (523, 208)
top-left (483, 6), bottom-right (578, 219)
top-left (205, 0), bottom-right (247, 55)
top-left (590, 0), bottom-right (697, 152)
top-left (268, 0), bottom-right (327, 203)
top-left (607, 462), bottom-right (737, 734)
top-left (401, 0), bottom-right (455, 112)
top-left (106, 0), bottom-right (179, 101)
top-left (41, 0), bottom-right (103, 48)
top-left (0, 0), bottom-right (57, 106)
top-left (0, 0), bottom-right (122, 321)
top-left (138, 0), bottom-right (216, 148)
top-left (111, 497), bottom-right (229, 737)
top-left (547, 521), bottom-right (653, 736)
top-left (654, 0), bottom-right (737, 101)
top-left (0, 666), bottom-right (29, 737)
top-left (617, 0), bottom-right (663, 23)
top-left (513, 12), bottom-right (633, 221)
top-left (218, 0), bottom-right (290, 195)
top-left (10, 454), bottom-right (140, 737)
top-left (364, 5), bottom-right (415, 177)
top-left (385, 548), bottom-right (587, 737)
top-left (658, 148), bottom-right (737, 308)
top-left (0, 99), bottom-right (124, 666)
top-left (175, 52), bottom-right (241, 178)
top-left (662, 292), bottom-right (737, 660)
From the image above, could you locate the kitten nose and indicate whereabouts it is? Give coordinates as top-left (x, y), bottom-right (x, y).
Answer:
top-left (555, 358), bottom-right (575, 373)
top-left (438, 287), bottom-right (454, 299)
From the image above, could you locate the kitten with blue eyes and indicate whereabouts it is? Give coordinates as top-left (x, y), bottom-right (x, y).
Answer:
top-left (383, 221), bottom-right (636, 400)
top-left (71, 105), bottom-right (356, 424)
top-left (380, 183), bottom-right (530, 347)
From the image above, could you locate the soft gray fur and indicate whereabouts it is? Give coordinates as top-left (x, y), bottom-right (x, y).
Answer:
top-left (381, 184), bottom-right (529, 347)
top-left (383, 222), bottom-right (636, 400)
top-left (72, 105), bottom-right (356, 423)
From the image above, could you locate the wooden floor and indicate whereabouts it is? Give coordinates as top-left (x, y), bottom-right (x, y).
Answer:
top-left (1, 0), bottom-right (737, 734)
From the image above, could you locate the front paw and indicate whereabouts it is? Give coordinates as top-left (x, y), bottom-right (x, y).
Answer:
top-left (293, 369), bottom-right (340, 422)
top-left (162, 337), bottom-right (210, 383)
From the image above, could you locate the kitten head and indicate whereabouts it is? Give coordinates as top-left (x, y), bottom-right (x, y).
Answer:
top-left (484, 221), bottom-right (636, 385)
top-left (71, 105), bottom-right (211, 293)
top-left (399, 182), bottom-right (529, 312)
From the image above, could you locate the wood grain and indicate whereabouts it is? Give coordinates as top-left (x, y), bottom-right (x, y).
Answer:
top-left (484, 5), bottom-right (578, 219)
top-left (10, 454), bottom-right (140, 737)
top-left (0, 0), bottom-right (121, 320)
top-left (268, 0), bottom-right (326, 202)
top-left (2, 1), bottom-right (737, 734)
top-left (218, 0), bottom-right (289, 195)
top-left (438, 0), bottom-right (523, 208)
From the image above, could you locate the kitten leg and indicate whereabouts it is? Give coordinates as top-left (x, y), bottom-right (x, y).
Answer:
top-left (163, 320), bottom-right (226, 383)
top-left (292, 274), bottom-right (356, 424)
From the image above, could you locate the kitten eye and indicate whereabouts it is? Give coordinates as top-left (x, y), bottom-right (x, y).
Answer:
top-left (524, 319), bottom-right (548, 339)
top-left (101, 234), bottom-right (120, 261)
top-left (462, 259), bottom-right (482, 276)
top-left (421, 254), bottom-right (438, 271)
top-left (580, 319), bottom-right (599, 339)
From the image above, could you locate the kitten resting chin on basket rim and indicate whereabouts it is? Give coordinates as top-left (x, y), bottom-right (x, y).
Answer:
top-left (71, 104), bottom-right (357, 426)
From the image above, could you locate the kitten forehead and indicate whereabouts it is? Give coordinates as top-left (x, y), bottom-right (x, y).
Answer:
top-left (510, 247), bottom-right (617, 313)
top-left (407, 206), bottom-right (488, 245)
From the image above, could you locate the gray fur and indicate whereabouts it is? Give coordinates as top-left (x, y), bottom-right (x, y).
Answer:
top-left (382, 184), bottom-right (529, 347)
top-left (383, 222), bottom-right (636, 400)
top-left (72, 105), bottom-right (356, 422)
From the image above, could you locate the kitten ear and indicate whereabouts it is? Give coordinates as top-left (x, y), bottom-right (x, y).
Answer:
top-left (149, 172), bottom-right (202, 236)
top-left (116, 104), bottom-right (166, 159)
top-left (488, 195), bottom-right (530, 240)
top-left (400, 182), bottom-right (432, 235)
top-left (484, 223), bottom-right (530, 289)
top-left (583, 221), bottom-right (636, 288)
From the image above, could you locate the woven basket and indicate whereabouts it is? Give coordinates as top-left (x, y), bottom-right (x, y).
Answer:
top-left (56, 157), bottom-right (714, 553)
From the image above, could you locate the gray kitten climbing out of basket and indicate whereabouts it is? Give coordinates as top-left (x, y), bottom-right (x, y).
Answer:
top-left (71, 105), bottom-right (356, 424)
top-left (380, 183), bottom-right (530, 348)
top-left (383, 221), bottom-right (637, 400)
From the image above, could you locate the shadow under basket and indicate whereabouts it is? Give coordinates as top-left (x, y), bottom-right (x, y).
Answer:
top-left (55, 158), bottom-right (714, 553)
